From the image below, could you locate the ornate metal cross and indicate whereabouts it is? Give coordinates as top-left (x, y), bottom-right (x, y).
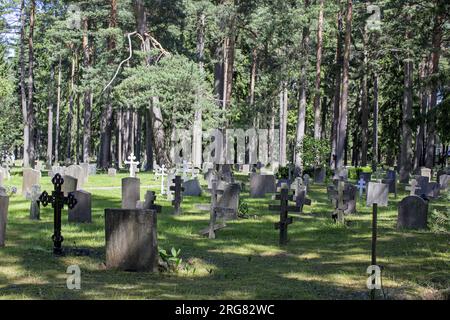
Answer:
top-left (269, 188), bottom-right (300, 245)
top-left (39, 174), bottom-right (77, 255)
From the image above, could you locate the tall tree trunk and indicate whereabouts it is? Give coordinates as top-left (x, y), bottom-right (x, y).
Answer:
top-left (19, 0), bottom-right (29, 167)
top-left (330, 2), bottom-right (343, 169)
top-left (414, 59), bottom-right (428, 171)
top-left (192, 10), bottom-right (205, 168)
top-left (82, 17), bottom-right (92, 163)
top-left (27, 0), bottom-right (37, 167)
top-left (399, 58), bottom-right (414, 182)
top-left (313, 0), bottom-right (324, 140)
top-left (295, 0), bottom-right (310, 172)
top-left (279, 82), bottom-right (288, 167)
top-left (360, 30), bottom-right (369, 166)
top-left (336, 0), bottom-right (352, 170)
top-left (425, 5), bottom-right (443, 168)
top-left (99, 0), bottom-right (117, 169)
top-left (55, 55), bottom-right (62, 165)
top-left (66, 53), bottom-right (76, 162)
top-left (46, 65), bottom-right (54, 168)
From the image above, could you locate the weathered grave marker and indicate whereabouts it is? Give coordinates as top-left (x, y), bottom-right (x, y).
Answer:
top-left (124, 153), bottom-right (139, 178)
top-left (170, 176), bottom-right (184, 215)
top-left (22, 168), bottom-right (41, 197)
top-left (397, 195), bottom-right (428, 229)
top-left (136, 191), bottom-right (162, 213)
top-left (121, 177), bottom-right (140, 209)
top-left (108, 168), bottom-right (117, 177)
top-left (28, 184), bottom-right (41, 220)
top-left (105, 208), bottom-right (158, 272)
top-left (269, 188), bottom-right (300, 245)
top-left (68, 190), bottom-right (92, 223)
top-left (39, 174), bottom-right (78, 255)
top-left (405, 179), bottom-right (421, 196)
top-left (356, 178), bottom-right (366, 200)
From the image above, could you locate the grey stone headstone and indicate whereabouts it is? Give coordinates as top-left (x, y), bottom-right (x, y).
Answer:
top-left (344, 184), bottom-right (357, 214)
top-left (366, 182), bottom-right (389, 207)
top-left (105, 209), bottom-right (158, 272)
top-left (183, 178), bottom-right (202, 196)
top-left (397, 196), bottom-right (428, 229)
top-left (415, 176), bottom-right (429, 197)
top-left (80, 163), bottom-right (89, 182)
top-left (420, 167), bottom-right (432, 180)
top-left (217, 183), bottom-right (241, 220)
top-left (426, 182), bottom-right (440, 199)
top-left (28, 184), bottom-right (41, 220)
top-left (108, 168), bottom-right (117, 177)
top-left (314, 167), bottom-right (326, 183)
top-left (359, 172), bottom-right (372, 184)
top-left (438, 174), bottom-right (449, 191)
top-left (22, 168), bottom-right (41, 197)
top-left (68, 190), bottom-right (92, 223)
top-left (0, 193), bottom-right (9, 247)
top-left (122, 177), bottom-right (140, 209)
top-left (62, 175), bottom-right (78, 196)
top-left (88, 164), bottom-right (97, 175)
top-left (250, 173), bottom-right (276, 198)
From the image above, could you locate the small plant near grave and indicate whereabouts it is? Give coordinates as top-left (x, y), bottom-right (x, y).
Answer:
top-left (238, 200), bottom-right (249, 218)
top-left (159, 247), bottom-right (183, 272)
top-left (428, 192), bottom-right (450, 233)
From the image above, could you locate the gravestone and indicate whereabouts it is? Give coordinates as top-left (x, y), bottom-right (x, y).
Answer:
top-left (183, 178), bottom-right (202, 196)
top-left (405, 179), bottom-right (421, 196)
top-left (136, 191), bottom-right (162, 213)
top-left (420, 167), bottom-right (432, 180)
top-left (22, 168), bottom-right (41, 197)
top-left (108, 168), bottom-right (117, 177)
top-left (28, 184), bottom-right (41, 220)
top-left (66, 165), bottom-right (85, 189)
top-left (303, 174), bottom-right (311, 192)
top-left (314, 167), bottom-right (326, 183)
top-left (335, 167), bottom-right (348, 180)
top-left (88, 164), bottom-right (97, 176)
top-left (250, 173), bottom-right (276, 198)
top-left (427, 182), bottom-right (440, 199)
top-left (121, 177), bottom-right (140, 209)
top-left (269, 188), bottom-right (300, 245)
top-left (344, 184), bottom-right (357, 214)
top-left (155, 165), bottom-right (167, 195)
top-left (105, 209), bottom-right (158, 272)
top-left (397, 196), bottom-right (428, 229)
top-left (438, 174), bottom-right (449, 191)
top-left (359, 172), bottom-right (372, 184)
top-left (68, 190), bottom-right (92, 223)
top-left (80, 163), bottom-right (90, 182)
top-left (170, 176), bottom-right (184, 215)
top-left (216, 183), bottom-right (241, 220)
top-left (356, 178), bottom-right (366, 199)
top-left (382, 170), bottom-right (397, 196)
top-left (0, 191), bottom-right (9, 247)
top-left (415, 176), bottom-right (430, 197)
top-left (293, 189), bottom-right (311, 212)
top-left (62, 175), bottom-right (78, 196)
top-left (366, 182), bottom-right (389, 207)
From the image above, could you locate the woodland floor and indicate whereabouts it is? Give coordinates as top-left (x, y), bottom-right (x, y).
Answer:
top-left (0, 169), bottom-right (449, 300)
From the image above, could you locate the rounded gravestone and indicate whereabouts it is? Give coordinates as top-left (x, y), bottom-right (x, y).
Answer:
top-left (397, 195), bottom-right (428, 230)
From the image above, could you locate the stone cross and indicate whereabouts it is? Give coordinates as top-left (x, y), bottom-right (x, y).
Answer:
top-left (124, 153), bottom-right (139, 178)
top-left (170, 176), bottom-right (184, 215)
top-left (405, 179), bottom-right (420, 196)
top-left (39, 174), bottom-right (77, 255)
top-left (356, 178), bottom-right (366, 199)
top-left (269, 187), bottom-right (300, 245)
top-left (303, 174), bottom-right (310, 192)
top-left (332, 179), bottom-right (348, 223)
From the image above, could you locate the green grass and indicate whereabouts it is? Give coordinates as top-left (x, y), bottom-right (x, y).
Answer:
top-left (0, 169), bottom-right (449, 300)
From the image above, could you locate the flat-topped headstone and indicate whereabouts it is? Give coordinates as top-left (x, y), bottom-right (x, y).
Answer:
top-left (22, 168), bottom-right (41, 197)
top-left (415, 176), bottom-right (429, 197)
top-left (62, 175), bottom-right (78, 196)
top-left (397, 196), bottom-right (428, 229)
top-left (216, 183), bottom-right (241, 220)
top-left (121, 177), bottom-right (140, 209)
top-left (314, 167), bottom-right (326, 183)
top-left (66, 165), bottom-right (85, 189)
top-left (359, 172), bottom-right (372, 184)
top-left (420, 167), bottom-right (432, 180)
top-left (0, 192), bottom-right (9, 247)
top-left (105, 208), bottom-right (158, 272)
top-left (80, 163), bottom-right (90, 182)
top-left (438, 174), bottom-right (449, 191)
top-left (88, 164), bottom-right (97, 176)
top-left (366, 182), bottom-right (389, 207)
top-left (68, 190), bottom-right (92, 223)
top-left (183, 178), bottom-right (202, 196)
top-left (250, 173), bottom-right (276, 198)
top-left (28, 184), bottom-right (41, 220)
top-left (108, 168), bottom-right (117, 177)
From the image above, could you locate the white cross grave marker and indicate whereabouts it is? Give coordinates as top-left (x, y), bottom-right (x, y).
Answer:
top-left (356, 178), bottom-right (366, 199)
top-left (124, 153), bottom-right (139, 178)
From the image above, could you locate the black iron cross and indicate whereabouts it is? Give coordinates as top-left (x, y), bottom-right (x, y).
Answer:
top-left (39, 174), bottom-right (77, 255)
top-left (170, 175), bottom-right (184, 215)
top-left (269, 188), bottom-right (300, 245)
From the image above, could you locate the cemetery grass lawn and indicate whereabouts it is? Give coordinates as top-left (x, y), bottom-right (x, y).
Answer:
top-left (0, 170), bottom-right (449, 300)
